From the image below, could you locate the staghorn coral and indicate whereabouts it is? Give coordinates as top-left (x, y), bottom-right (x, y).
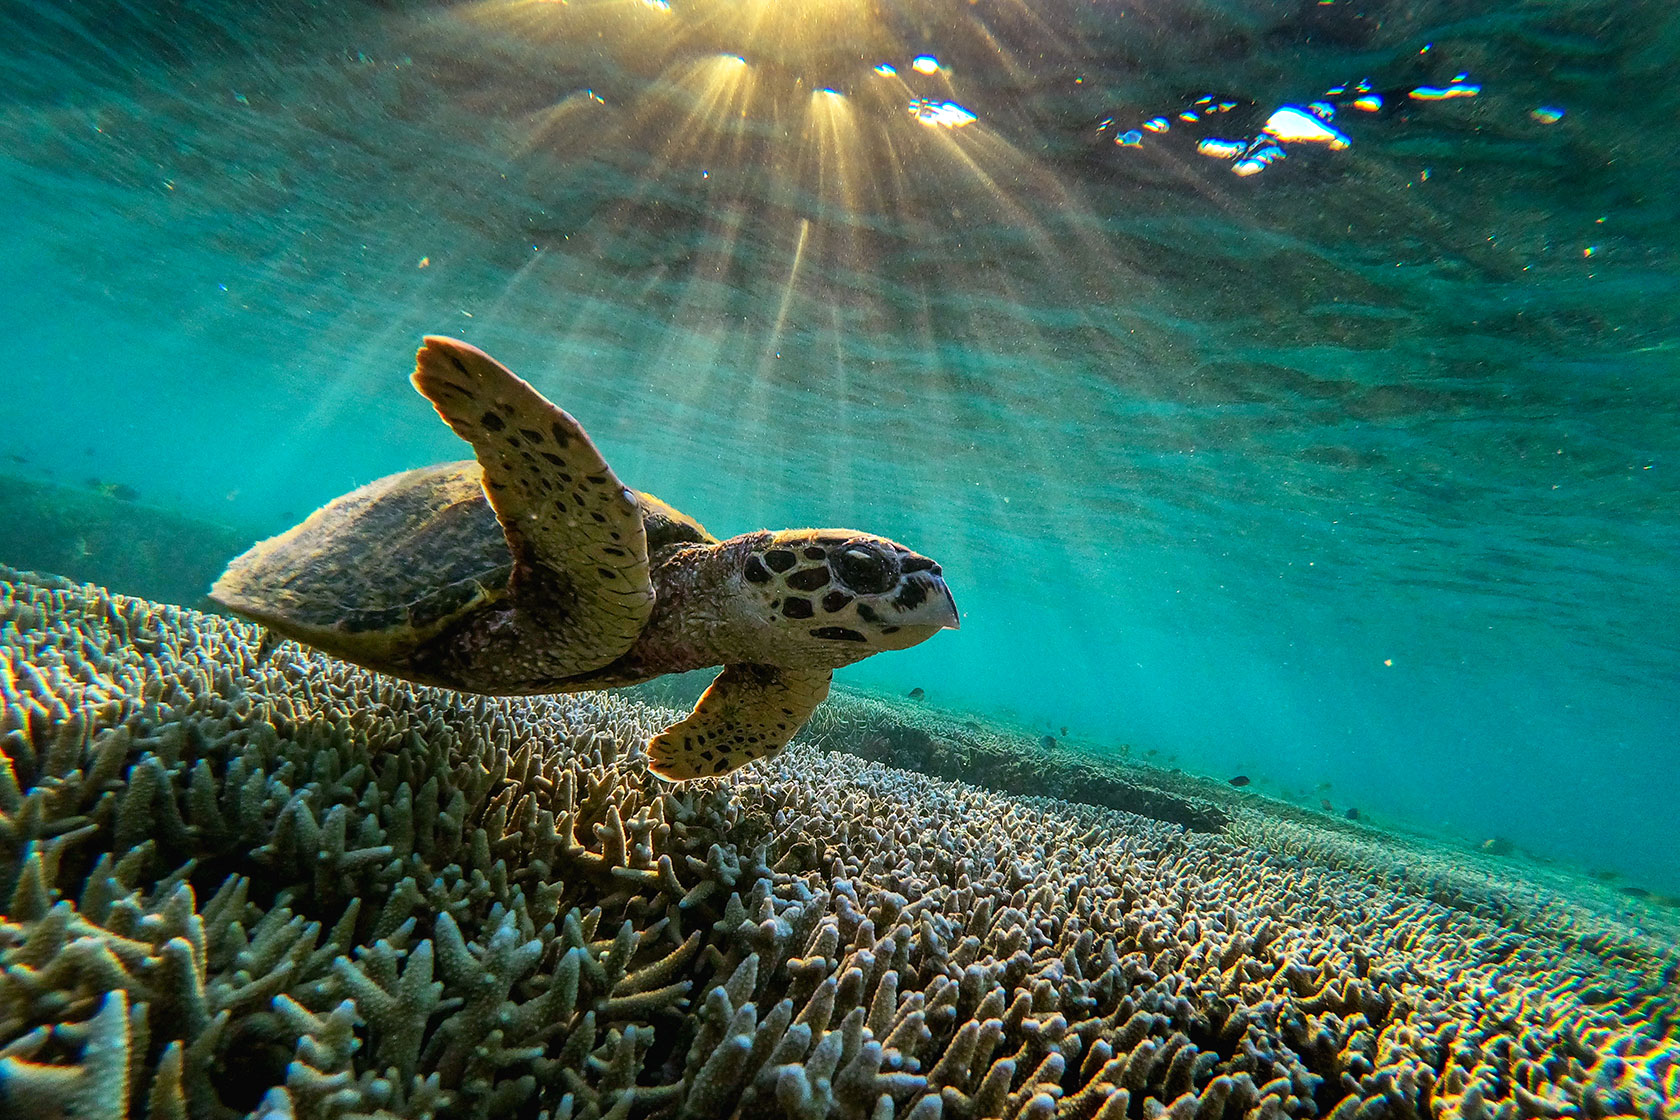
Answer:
top-left (0, 565), bottom-right (1676, 1120)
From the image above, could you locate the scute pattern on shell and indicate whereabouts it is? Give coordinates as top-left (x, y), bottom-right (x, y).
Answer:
top-left (0, 566), bottom-right (1675, 1120)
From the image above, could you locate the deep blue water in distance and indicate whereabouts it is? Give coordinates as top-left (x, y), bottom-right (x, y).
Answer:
top-left (2, 0), bottom-right (1677, 889)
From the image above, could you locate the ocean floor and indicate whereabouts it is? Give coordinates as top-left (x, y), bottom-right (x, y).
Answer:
top-left (1, 566), bottom-right (1675, 1119)
top-left (0, 472), bottom-right (257, 612)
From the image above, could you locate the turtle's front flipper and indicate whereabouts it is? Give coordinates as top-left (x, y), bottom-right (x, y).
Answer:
top-left (647, 665), bottom-right (833, 780)
top-left (411, 336), bottom-right (651, 674)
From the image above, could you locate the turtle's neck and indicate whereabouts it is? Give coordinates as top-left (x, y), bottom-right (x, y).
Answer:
top-left (618, 535), bottom-right (761, 675)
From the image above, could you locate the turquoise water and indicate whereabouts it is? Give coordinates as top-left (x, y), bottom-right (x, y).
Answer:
top-left (2, 0), bottom-right (1676, 902)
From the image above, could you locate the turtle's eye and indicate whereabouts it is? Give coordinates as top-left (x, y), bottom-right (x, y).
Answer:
top-left (832, 543), bottom-right (894, 594)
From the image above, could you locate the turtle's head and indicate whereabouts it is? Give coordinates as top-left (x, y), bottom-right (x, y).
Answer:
top-left (723, 529), bottom-right (959, 668)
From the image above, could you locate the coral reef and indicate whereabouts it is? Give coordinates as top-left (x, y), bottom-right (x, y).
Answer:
top-left (794, 695), bottom-right (1680, 919)
top-left (1, 566), bottom-right (1676, 1120)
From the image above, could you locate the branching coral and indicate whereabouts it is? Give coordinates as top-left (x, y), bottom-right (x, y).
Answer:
top-left (0, 566), bottom-right (1675, 1120)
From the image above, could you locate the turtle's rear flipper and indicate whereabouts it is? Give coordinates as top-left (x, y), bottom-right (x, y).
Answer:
top-left (411, 336), bottom-right (652, 675)
top-left (647, 664), bottom-right (833, 780)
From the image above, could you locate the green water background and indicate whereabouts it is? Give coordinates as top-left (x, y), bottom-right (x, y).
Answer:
top-left (1, 0), bottom-right (1676, 890)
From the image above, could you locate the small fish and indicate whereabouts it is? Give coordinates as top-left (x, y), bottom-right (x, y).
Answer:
top-left (1344, 807), bottom-right (1360, 821)
top-left (1228, 775), bottom-right (1251, 787)
top-left (1320, 799), bottom-right (1334, 811)
top-left (1041, 735), bottom-right (1057, 749)
top-left (1060, 726), bottom-right (1068, 736)
top-left (907, 687), bottom-right (925, 700)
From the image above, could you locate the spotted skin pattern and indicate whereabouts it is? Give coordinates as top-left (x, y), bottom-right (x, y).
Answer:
top-left (732, 529), bottom-right (957, 669)
top-left (410, 337), bottom-right (651, 677)
top-left (648, 664), bottom-right (832, 779)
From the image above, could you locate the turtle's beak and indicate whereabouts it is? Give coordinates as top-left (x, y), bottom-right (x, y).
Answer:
top-left (902, 573), bottom-right (960, 631)
top-left (935, 578), bottom-right (960, 630)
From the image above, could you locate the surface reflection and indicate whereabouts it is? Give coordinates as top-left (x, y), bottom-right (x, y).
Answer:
top-left (1098, 73), bottom-right (1481, 177)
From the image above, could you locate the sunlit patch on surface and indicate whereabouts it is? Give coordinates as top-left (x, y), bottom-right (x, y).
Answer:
top-left (909, 99), bottom-right (976, 128)
top-left (1193, 106), bottom-right (1347, 177)
top-left (911, 55), bottom-right (941, 74)
top-left (872, 63), bottom-right (896, 76)
top-left (1103, 71), bottom-right (1484, 177)
top-left (1261, 106), bottom-right (1350, 148)
top-left (1410, 74), bottom-right (1479, 100)
top-left (1196, 138), bottom-right (1246, 159)
top-left (1532, 105), bottom-right (1565, 124)
top-left (1231, 143), bottom-right (1285, 177)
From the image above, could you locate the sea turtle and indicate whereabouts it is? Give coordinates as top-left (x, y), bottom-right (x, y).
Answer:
top-left (210, 336), bottom-right (959, 779)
